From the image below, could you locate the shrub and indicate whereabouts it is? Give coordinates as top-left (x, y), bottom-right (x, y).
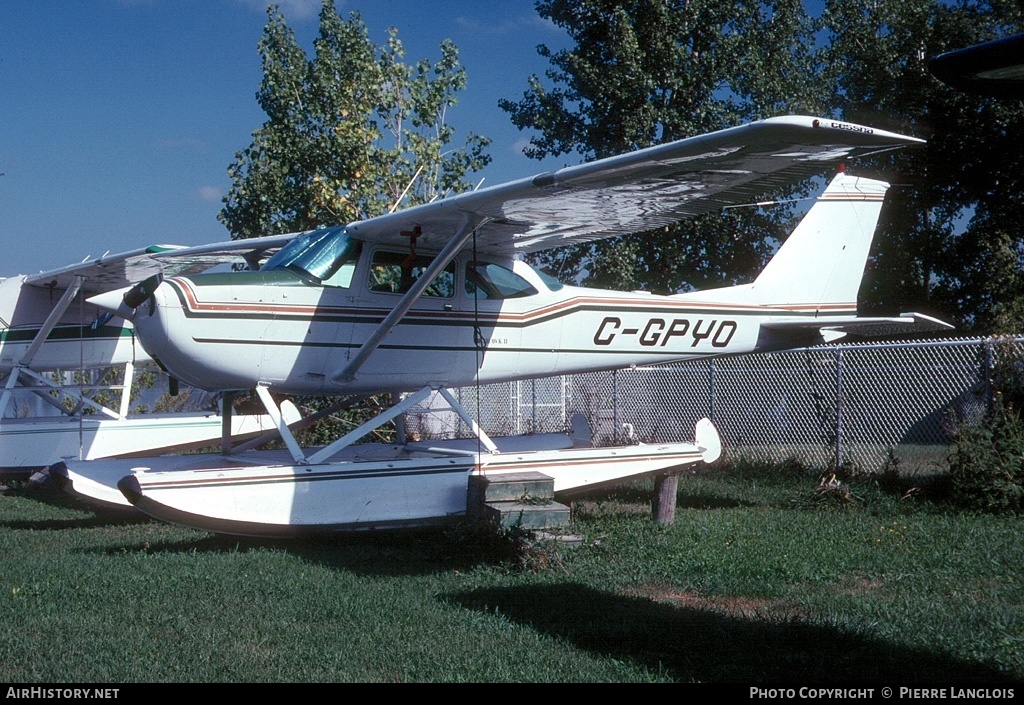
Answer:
top-left (948, 402), bottom-right (1024, 514)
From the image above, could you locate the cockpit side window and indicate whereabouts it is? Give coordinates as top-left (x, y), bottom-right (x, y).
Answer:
top-left (262, 228), bottom-right (362, 288)
top-left (368, 251), bottom-right (455, 297)
top-left (535, 268), bottom-right (565, 292)
top-left (465, 261), bottom-right (538, 300)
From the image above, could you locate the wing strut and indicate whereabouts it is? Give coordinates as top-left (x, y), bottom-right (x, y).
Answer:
top-left (331, 214), bottom-right (485, 386)
top-left (0, 276), bottom-right (87, 417)
top-left (19, 276), bottom-right (84, 367)
top-left (255, 385), bottom-right (306, 463)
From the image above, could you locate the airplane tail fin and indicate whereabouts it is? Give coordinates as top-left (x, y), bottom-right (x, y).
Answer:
top-left (683, 169), bottom-right (954, 341)
top-left (743, 169), bottom-right (888, 310)
top-left (745, 169), bottom-right (888, 309)
top-left (686, 170), bottom-right (887, 312)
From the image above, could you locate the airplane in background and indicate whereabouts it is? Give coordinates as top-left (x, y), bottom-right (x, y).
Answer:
top-left (0, 246), bottom-right (283, 479)
top-left (929, 31), bottom-right (1024, 99)
top-left (55, 115), bottom-right (951, 535)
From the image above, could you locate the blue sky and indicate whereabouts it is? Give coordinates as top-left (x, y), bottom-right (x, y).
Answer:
top-left (1, 0), bottom-right (570, 278)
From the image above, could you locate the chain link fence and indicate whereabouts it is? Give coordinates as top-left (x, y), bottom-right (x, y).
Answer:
top-left (416, 336), bottom-right (1016, 474)
top-left (8, 337), bottom-right (1013, 476)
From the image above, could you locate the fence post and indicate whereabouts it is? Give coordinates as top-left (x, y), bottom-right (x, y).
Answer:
top-left (531, 378), bottom-right (537, 433)
top-left (613, 369), bottom-right (619, 442)
top-left (561, 375), bottom-right (568, 430)
top-left (835, 347), bottom-right (844, 472)
top-left (983, 336), bottom-right (995, 416)
top-left (709, 359), bottom-right (717, 423)
top-left (511, 380), bottom-right (520, 435)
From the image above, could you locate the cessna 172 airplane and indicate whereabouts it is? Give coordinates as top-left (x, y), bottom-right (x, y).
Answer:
top-left (0, 250), bottom-right (282, 476)
top-left (52, 115), bottom-right (951, 536)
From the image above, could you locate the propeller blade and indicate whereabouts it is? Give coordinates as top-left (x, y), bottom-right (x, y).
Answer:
top-left (86, 273), bottom-right (164, 322)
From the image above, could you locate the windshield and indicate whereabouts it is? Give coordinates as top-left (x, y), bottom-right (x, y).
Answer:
top-left (263, 227), bottom-right (360, 285)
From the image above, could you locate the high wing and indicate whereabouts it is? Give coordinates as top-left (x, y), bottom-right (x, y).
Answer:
top-left (345, 115), bottom-right (924, 255)
top-left (28, 115), bottom-right (921, 296)
top-left (23, 234), bottom-right (296, 295)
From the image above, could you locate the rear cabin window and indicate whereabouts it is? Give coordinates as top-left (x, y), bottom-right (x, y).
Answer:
top-left (465, 261), bottom-right (538, 300)
top-left (368, 251), bottom-right (455, 298)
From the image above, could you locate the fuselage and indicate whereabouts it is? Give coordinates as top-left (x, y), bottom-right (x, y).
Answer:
top-left (125, 230), bottom-right (847, 396)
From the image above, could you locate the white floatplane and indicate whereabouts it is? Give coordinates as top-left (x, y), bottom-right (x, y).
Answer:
top-left (0, 247), bottom-right (281, 477)
top-left (58, 116), bottom-right (951, 535)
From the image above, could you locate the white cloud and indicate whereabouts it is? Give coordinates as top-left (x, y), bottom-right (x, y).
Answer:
top-left (512, 138), bottom-right (534, 156)
top-left (196, 186), bottom-right (224, 202)
top-left (235, 0), bottom-right (323, 21)
top-left (454, 13), bottom-right (561, 36)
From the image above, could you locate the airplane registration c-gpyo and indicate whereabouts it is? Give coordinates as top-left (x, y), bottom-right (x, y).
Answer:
top-left (51, 116), bottom-right (951, 536)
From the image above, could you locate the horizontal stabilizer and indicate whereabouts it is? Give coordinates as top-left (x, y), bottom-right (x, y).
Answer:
top-left (762, 312), bottom-right (954, 342)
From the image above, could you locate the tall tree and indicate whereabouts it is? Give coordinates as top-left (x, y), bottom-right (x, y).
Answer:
top-left (220, 0), bottom-right (490, 239)
top-left (502, 0), bottom-right (829, 522)
top-left (500, 0), bottom-right (828, 293)
top-left (217, 1), bottom-right (490, 445)
top-left (508, 0), bottom-right (1024, 331)
top-left (821, 0), bottom-right (1024, 332)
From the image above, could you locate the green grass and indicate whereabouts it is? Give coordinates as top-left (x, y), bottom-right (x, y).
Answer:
top-left (1, 465), bottom-right (1022, 683)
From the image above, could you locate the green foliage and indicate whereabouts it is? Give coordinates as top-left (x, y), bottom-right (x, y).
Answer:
top-left (506, 0), bottom-right (1024, 332)
top-left (820, 0), bottom-right (1024, 332)
top-left (501, 0), bottom-right (825, 292)
top-left (502, 0), bottom-right (824, 161)
top-left (866, 447), bottom-right (920, 498)
top-left (438, 520), bottom-right (565, 574)
top-left (947, 339), bottom-right (1024, 515)
top-left (216, 0), bottom-right (492, 442)
top-left (791, 472), bottom-right (864, 509)
top-left (5, 472), bottom-right (1024, 682)
top-left (42, 365), bottom-right (158, 417)
top-left (987, 335), bottom-right (1024, 413)
top-left (290, 394), bottom-right (395, 447)
top-left (944, 336), bottom-right (1024, 514)
top-left (219, 0), bottom-right (490, 238)
top-left (948, 405), bottom-right (1024, 514)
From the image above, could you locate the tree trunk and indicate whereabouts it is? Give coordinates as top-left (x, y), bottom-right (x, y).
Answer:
top-left (652, 472), bottom-right (679, 524)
